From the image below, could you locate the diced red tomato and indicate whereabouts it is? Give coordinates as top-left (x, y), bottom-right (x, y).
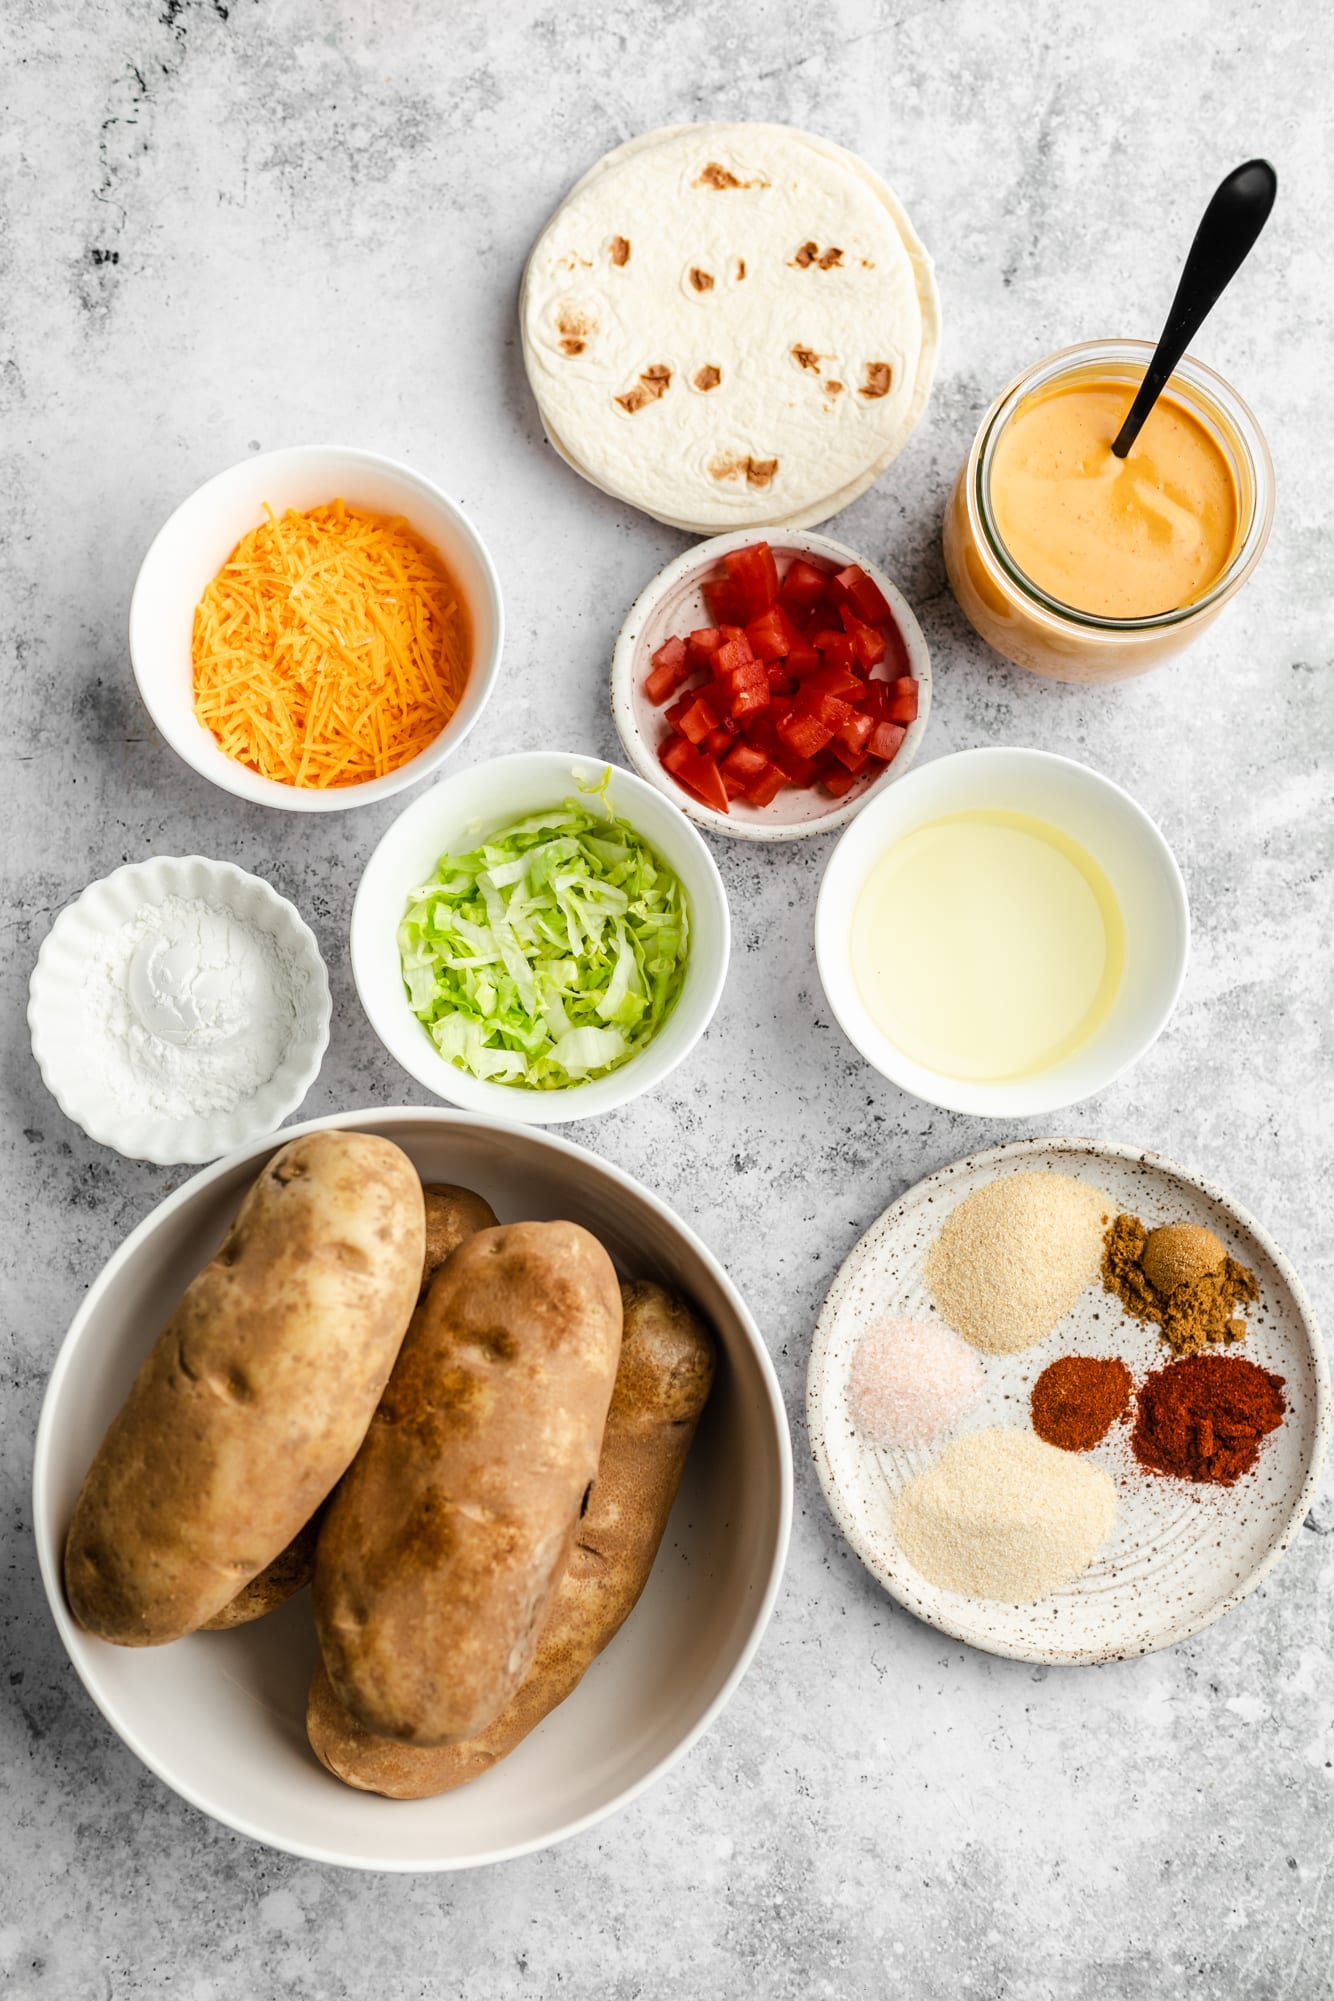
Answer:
top-left (743, 760), bottom-right (787, 807)
top-left (838, 606), bottom-right (887, 669)
top-left (645, 634), bottom-right (692, 704)
top-left (646, 546), bottom-right (921, 815)
top-left (676, 695), bottom-right (720, 746)
top-left (779, 556), bottom-right (831, 613)
top-left (715, 634), bottom-right (755, 677)
top-left (745, 604), bottom-right (803, 662)
top-left (830, 563), bottom-right (892, 626)
top-left (687, 627), bottom-right (724, 672)
top-left (866, 720), bottom-right (907, 763)
top-left (804, 660), bottom-right (864, 702)
top-left (884, 619), bottom-right (912, 680)
top-left (661, 736), bottom-right (730, 813)
top-left (769, 740), bottom-right (821, 787)
top-left (884, 677), bottom-right (919, 725)
top-left (651, 633), bottom-right (687, 674)
top-left (812, 629), bottom-right (858, 673)
top-left (798, 687), bottom-right (856, 734)
top-left (721, 741), bottom-right (770, 784)
top-left (702, 576), bottom-right (745, 625)
top-left (837, 710), bottom-right (875, 755)
top-left (723, 542), bottom-right (780, 620)
top-left (830, 739), bottom-right (870, 774)
top-left (785, 640), bottom-right (822, 678)
top-left (778, 710), bottom-right (833, 760)
top-left (730, 679), bottom-right (770, 722)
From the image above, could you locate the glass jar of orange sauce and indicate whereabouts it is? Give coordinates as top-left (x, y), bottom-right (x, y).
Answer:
top-left (944, 339), bottom-right (1274, 684)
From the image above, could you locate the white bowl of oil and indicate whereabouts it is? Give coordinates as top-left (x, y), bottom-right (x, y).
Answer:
top-left (814, 747), bottom-right (1189, 1117)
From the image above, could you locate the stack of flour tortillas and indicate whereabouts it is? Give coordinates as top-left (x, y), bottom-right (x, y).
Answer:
top-left (521, 122), bottom-right (941, 534)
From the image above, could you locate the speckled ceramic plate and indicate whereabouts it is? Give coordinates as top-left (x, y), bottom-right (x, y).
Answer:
top-left (807, 1138), bottom-right (1329, 1664)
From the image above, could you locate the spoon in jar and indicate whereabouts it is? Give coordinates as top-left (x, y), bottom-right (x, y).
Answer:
top-left (1112, 158), bottom-right (1277, 459)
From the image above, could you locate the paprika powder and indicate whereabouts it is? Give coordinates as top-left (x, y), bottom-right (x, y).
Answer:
top-left (1131, 1354), bottom-right (1286, 1486)
top-left (1030, 1356), bottom-right (1132, 1452)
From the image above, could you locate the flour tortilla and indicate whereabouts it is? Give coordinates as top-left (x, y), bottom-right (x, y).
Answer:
top-left (521, 123), bottom-right (941, 533)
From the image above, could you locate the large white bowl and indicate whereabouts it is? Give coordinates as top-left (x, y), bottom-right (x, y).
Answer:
top-left (32, 1107), bottom-right (792, 1871)
top-left (815, 747), bottom-right (1190, 1117)
top-left (351, 752), bottom-right (731, 1124)
top-left (129, 445), bottom-right (504, 812)
top-left (611, 530), bottom-right (932, 841)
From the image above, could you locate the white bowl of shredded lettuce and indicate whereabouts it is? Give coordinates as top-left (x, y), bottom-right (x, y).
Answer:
top-left (351, 753), bottom-right (731, 1122)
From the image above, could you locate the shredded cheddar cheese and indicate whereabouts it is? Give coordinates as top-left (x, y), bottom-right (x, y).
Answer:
top-left (191, 501), bottom-right (471, 789)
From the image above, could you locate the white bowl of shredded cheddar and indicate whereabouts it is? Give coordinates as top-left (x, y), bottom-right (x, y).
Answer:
top-left (129, 446), bottom-right (503, 811)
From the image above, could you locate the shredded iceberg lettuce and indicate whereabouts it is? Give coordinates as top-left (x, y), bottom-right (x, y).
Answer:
top-left (398, 775), bottom-right (690, 1091)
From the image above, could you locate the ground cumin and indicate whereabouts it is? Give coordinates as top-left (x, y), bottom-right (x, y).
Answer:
top-left (1102, 1214), bottom-right (1258, 1357)
top-left (1030, 1355), bottom-right (1132, 1452)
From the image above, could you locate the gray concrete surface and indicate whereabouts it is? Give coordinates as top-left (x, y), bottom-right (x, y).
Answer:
top-left (2, 2), bottom-right (1332, 1995)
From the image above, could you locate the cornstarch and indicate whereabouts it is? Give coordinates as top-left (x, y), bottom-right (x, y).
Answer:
top-left (86, 896), bottom-right (304, 1118)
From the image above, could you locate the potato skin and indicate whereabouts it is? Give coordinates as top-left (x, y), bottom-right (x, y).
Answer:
top-left (420, 1184), bottom-right (499, 1295)
top-left (64, 1131), bottom-right (426, 1646)
top-left (200, 1506), bottom-right (325, 1631)
top-left (314, 1221), bottom-right (623, 1747)
top-left (307, 1279), bottom-right (715, 1797)
top-left (205, 1181), bottom-right (496, 1632)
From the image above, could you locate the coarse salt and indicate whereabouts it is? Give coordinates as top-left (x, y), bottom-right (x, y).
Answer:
top-left (848, 1315), bottom-right (984, 1449)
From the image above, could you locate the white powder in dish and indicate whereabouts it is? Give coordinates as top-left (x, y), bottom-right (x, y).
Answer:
top-left (848, 1315), bottom-right (984, 1449)
top-left (86, 896), bottom-right (306, 1118)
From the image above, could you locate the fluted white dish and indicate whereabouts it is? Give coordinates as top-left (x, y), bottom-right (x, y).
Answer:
top-left (28, 855), bottom-right (331, 1164)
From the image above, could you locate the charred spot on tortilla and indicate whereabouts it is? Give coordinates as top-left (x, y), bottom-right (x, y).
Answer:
top-left (708, 452), bottom-right (778, 489)
top-left (793, 242), bottom-right (844, 271)
top-left (609, 235), bottom-right (631, 266)
top-left (791, 344), bottom-right (822, 372)
top-left (556, 305), bottom-right (597, 355)
top-left (734, 258), bottom-right (747, 281)
top-left (694, 161), bottom-right (768, 191)
top-left (615, 364), bottom-right (673, 414)
top-left (826, 380), bottom-right (844, 396)
top-left (693, 365), bottom-right (722, 392)
top-left (860, 362), bottom-right (893, 399)
top-left (689, 267), bottom-right (715, 293)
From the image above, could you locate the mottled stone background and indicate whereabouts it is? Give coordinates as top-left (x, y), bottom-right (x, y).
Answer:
top-left (2, 2), bottom-right (1331, 1995)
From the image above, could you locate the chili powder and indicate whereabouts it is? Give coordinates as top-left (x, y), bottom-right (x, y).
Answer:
top-left (1031, 1356), bottom-right (1132, 1452)
top-left (1131, 1354), bottom-right (1286, 1486)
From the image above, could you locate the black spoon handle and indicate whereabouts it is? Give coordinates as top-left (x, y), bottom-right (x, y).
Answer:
top-left (1112, 158), bottom-right (1277, 459)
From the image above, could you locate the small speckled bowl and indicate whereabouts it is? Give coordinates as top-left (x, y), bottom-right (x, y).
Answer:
top-left (28, 856), bottom-right (331, 1165)
top-left (611, 530), bottom-right (931, 841)
top-left (807, 1138), bottom-right (1330, 1665)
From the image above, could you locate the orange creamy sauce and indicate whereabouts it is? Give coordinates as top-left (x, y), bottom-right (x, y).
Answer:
top-left (989, 380), bottom-right (1240, 619)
